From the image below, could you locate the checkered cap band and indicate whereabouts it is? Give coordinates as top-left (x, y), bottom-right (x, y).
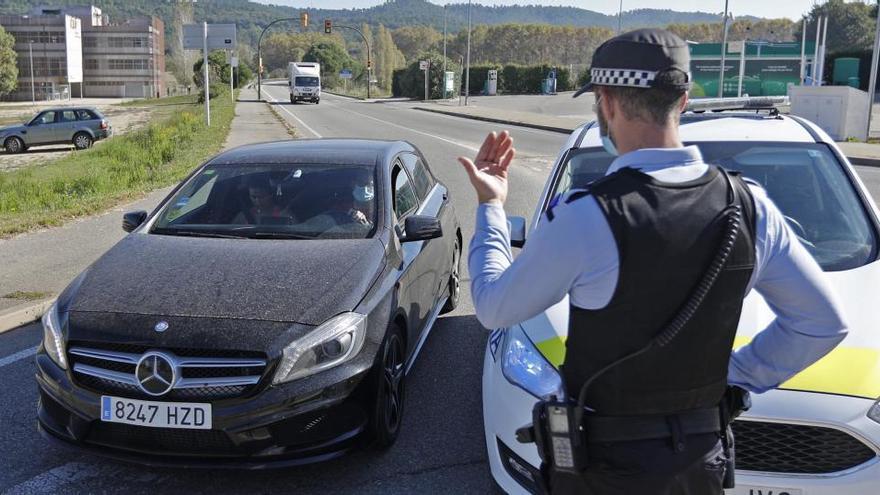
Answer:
top-left (590, 68), bottom-right (657, 88)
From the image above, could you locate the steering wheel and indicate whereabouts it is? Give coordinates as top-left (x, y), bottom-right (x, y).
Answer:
top-left (784, 215), bottom-right (816, 249)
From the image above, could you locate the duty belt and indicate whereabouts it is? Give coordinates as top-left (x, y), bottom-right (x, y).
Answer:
top-left (584, 407), bottom-right (721, 443)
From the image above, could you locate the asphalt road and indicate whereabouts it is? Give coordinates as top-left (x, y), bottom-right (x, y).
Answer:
top-left (2, 84), bottom-right (880, 493)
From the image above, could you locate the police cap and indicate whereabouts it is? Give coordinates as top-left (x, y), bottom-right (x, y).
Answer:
top-left (573, 28), bottom-right (691, 97)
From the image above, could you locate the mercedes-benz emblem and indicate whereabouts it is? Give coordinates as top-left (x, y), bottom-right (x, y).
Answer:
top-left (154, 321), bottom-right (169, 333)
top-left (135, 351), bottom-right (177, 396)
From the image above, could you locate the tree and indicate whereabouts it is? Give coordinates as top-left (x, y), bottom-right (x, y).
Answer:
top-left (0, 26), bottom-right (17, 98)
top-left (193, 50), bottom-right (230, 100)
top-left (375, 24), bottom-right (406, 92)
top-left (304, 41), bottom-right (360, 88)
top-left (392, 25), bottom-right (442, 62)
top-left (804, 0), bottom-right (875, 54)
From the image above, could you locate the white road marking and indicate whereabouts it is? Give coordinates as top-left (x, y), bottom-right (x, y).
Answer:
top-left (0, 346), bottom-right (37, 368)
top-left (321, 99), bottom-right (481, 153)
top-left (5, 461), bottom-right (166, 494)
top-left (263, 90), bottom-right (323, 138)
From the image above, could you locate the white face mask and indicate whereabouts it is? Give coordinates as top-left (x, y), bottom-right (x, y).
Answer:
top-left (595, 94), bottom-right (619, 157)
top-left (353, 184), bottom-right (374, 202)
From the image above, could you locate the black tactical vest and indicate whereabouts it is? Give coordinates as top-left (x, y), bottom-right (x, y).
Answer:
top-left (561, 166), bottom-right (756, 416)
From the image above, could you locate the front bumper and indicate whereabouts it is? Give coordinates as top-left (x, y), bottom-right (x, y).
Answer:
top-left (36, 350), bottom-right (374, 468)
top-left (482, 338), bottom-right (880, 495)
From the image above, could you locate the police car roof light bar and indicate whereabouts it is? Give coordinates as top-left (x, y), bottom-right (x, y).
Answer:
top-left (685, 96), bottom-right (789, 114)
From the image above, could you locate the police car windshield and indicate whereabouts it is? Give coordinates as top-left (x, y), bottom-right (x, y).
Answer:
top-left (551, 142), bottom-right (877, 272)
top-left (151, 163), bottom-right (378, 240)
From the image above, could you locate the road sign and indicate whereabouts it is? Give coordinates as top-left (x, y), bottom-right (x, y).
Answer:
top-left (340, 69), bottom-right (352, 79)
top-left (420, 60), bottom-right (430, 70)
top-left (231, 56), bottom-right (239, 68)
top-left (727, 41), bottom-right (744, 54)
top-left (183, 23), bottom-right (237, 50)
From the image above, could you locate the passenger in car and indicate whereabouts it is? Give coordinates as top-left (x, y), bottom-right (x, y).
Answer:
top-left (233, 175), bottom-right (290, 224)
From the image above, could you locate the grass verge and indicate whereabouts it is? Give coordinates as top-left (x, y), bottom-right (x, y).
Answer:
top-left (3, 290), bottom-right (52, 301)
top-left (0, 91), bottom-right (236, 237)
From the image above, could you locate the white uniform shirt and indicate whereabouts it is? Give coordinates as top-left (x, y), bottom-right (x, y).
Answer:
top-left (468, 146), bottom-right (848, 393)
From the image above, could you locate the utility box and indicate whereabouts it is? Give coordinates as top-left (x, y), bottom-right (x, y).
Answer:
top-left (487, 70), bottom-right (498, 96)
top-left (832, 57), bottom-right (860, 86)
top-left (789, 85), bottom-right (869, 141)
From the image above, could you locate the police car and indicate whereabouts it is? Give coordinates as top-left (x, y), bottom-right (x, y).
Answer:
top-left (483, 98), bottom-right (880, 494)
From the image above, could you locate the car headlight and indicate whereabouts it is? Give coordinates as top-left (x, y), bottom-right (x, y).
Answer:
top-left (868, 401), bottom-right (880, 424)
top-left (41, 301), bottom-right (67, 370)
top-left (273, 312), bottom-right (367, 384)
top-left (501, 325), bottom-right (564, 399)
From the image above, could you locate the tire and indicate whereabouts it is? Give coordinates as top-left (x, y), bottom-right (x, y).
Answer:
top-left (440, 235), bottom-right (462, 314)
top-left (366, 322), bottom-right (406, 450)
top-left (73, 132), bottom-right (93, 150)
top-left (4, 136), bottom-right (24, 154)
top-left (315, 99), bottom-right (320, 105)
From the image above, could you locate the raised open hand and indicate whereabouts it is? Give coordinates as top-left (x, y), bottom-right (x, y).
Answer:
top-left (458, 131), bottom-right (516, 205)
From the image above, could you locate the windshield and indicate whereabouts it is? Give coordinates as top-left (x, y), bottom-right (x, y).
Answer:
top-left (152, 163), bottom-right (378, 240)
top-left (549, 142), bottom-right (877, 272)
top-left (295, 76), bottom-right (320, 87)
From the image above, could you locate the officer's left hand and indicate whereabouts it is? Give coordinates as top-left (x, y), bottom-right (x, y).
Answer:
top-left (458, 131), bottom-right (516, 205)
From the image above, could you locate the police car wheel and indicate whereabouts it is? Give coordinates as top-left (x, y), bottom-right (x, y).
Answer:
top-left (441, 237), bottom-right (461, 314)
top-left (366, 322), bottom-right (406, 449)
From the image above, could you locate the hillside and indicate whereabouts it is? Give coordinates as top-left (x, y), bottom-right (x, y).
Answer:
top-left (0, 0), bottom-right (754, 49)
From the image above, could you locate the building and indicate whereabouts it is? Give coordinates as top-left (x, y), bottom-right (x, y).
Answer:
top-left (0, 5), bottom-right (164, 100)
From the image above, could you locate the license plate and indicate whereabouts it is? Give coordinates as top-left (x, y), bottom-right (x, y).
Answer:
top-left (101, 396), bottom-right (212, 429)
top-left (728, 485), bottom-right (802, 495)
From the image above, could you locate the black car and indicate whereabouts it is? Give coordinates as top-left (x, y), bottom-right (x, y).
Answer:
top-left (36, 139), bottom-right (462, 467)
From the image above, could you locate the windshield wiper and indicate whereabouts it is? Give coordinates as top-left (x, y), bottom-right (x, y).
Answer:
top-left (151, 228), bottom-right (248, 239)
top-left (247, 231), bottom-right (314, 240)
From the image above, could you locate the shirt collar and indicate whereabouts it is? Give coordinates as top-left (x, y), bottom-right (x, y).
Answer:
top-left (605, 145), bottom-right (704, 176)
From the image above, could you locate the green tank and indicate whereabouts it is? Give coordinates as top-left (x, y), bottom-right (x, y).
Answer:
top-left (833, 58), bottom-right (860, 85)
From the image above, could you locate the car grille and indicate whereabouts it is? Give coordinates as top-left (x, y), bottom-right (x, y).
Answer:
top-left (733, 420), bottom-right (877, 474)
top-left (86, 422), bottom-right (238, 455)
top-left (67, 342), bottom-right (267, 401)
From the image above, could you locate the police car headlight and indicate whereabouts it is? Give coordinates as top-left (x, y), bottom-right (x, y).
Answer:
top-left (41, 301), bottom-right (67, 370)
top-left (501, 325), bottom-right (563, 399)
top-left (868, 401), bottom-right (880, 424)
top-left (273, 312), bottom-right (366, 384)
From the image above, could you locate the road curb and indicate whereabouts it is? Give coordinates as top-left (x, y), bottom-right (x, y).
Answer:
top-left (847, 156), bottom-right (880, 169)
top-left (0, 298), bottom-right (55, 334)
top-left (413, 107), bottom-right (576, 134)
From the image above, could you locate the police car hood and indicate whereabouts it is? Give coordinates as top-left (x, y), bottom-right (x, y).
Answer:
top-left (522, 259), bottom-right (880, 400)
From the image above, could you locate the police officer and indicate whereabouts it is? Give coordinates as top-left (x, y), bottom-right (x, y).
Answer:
top-left (458, 29), bottom-right (847, 494)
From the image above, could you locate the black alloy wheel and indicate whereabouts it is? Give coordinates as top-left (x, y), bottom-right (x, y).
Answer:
top-left (368, 323), bottom-right (406, 449)
top-left (4, 136), bottom-right (24, 154)
top-left (73, 132), bottom-right (93, 150)
top-left (441, 236), bottom-right (461, 314)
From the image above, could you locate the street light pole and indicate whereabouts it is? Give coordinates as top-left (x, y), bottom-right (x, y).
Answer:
top-left (866, 1), bottom-right (880, 140)
top-left (464, 0), bottom-right (471, 106)
top-left (29, 40), bottom-right (35, 105)
top-left (443, 4), bottom-right (447, 98)
top-left (718, 0), bottom-right (730, 98)
top-left (617, 0), bottom-right (623, 34)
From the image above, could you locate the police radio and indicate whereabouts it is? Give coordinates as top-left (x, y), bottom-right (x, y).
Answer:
top-left (532, 398), bottom-right (588, 474)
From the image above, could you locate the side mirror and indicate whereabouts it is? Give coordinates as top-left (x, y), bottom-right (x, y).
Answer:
top-left (122, 210), bottom-right (148, 233)
top-left (400, 215), bottom-right (443, 242)
top-left (508, 216), bottom-right (526, 248)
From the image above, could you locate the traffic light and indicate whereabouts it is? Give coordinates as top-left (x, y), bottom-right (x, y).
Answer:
top-left (324, 19), bottom-right (332, 34)
top-left (367, 59), bottom-right (372, 70)
top-left (300, 12), bottom-right (309, 28)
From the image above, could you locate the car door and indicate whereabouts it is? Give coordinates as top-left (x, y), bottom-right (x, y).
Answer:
top-left (400, 152), bottom-right (451, 305)
top-left (58, 110), bottom-right (79, 143)
top-left (391, 160), bottom-right (434, 343)
top-left (27, 111), bottom-right (57, 145)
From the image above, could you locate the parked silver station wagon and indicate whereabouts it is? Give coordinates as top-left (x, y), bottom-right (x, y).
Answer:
top-left (0, 107), bottom-right (112, 154)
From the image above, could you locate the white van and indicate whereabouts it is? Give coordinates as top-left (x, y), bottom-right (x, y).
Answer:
top-left (288, 62), bottom-right (321, 104)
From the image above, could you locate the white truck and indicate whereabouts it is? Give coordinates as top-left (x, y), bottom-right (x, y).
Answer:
top-left (288, 62), bottom-right (321, 104)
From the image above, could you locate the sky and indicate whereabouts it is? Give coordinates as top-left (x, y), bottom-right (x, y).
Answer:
top-left (255, 0), bottom-right (836, 21)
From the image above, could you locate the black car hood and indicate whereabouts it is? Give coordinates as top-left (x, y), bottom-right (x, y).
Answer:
top-left (70, 233), bottom-right (386, 325)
